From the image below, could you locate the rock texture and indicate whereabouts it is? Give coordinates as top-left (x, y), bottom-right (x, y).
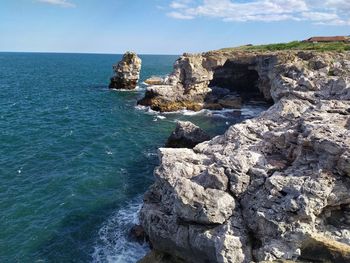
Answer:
top-left (137, 50), bottom-right (274, 112)
top-left (129, 225), bottom-right (147, 243)
top-left (109, 52), bottom-right (142, 90)
top-left (144, 76), bottom-right (165, 86)
top-left (166, 121), bottom-right (211, 149)
top-left (140, 50), bottom-right (350, 262)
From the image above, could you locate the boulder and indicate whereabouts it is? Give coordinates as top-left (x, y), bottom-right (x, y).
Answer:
top-left (218, 95), bottom-right (242, 109)
top-left (166, 121), bottom-right (210, 148)
top-left (109, 52), bottom-right (142, 90)
top-left (144, 76), bottom-right (165, 85)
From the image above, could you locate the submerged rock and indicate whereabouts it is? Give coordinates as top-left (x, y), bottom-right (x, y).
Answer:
top-left (109, 52), bottom-right (142, 90)
top-left (166, 121), bottom-right (210, 149)
top-left (139, 50), bottom-right (350, 263)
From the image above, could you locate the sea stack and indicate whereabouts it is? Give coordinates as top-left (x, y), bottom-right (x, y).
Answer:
top-left (109, 52), bottom-right (142, 90)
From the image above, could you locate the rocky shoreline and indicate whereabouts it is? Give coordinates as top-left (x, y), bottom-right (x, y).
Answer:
top-left (136, 49), bottom-right (350, 262)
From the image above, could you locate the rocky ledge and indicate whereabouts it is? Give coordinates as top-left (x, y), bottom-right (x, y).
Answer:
top-left (139, 50), bottom-right (350, 262)
top-left (109, 52), bottom-right (142, 90)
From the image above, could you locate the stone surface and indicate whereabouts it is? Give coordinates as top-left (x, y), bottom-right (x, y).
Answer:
top-left (144, 76), bottom-right (165, 85)
top-left (140, 50), bottom-right (350, 262)
top-left (166, 121), bottom-right (211, 148)
top-left (217, 95), bottom-right (242, 109)
top-left (137, 50), bottom-right (273, 111)
top-left (129, 224), bottom-right (147, 243)
top-left (109, 52), bottom-right (142, 90)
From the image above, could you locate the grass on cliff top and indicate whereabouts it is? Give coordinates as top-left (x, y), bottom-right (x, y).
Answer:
top-left (220, 41), bottom-right (350, 52)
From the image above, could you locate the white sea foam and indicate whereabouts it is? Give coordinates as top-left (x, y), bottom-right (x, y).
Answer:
top-left (92, 197), bottom-right (149, 263)
top-left (110, 86), bottom-right (143, 92)
top-left (142, 150), bottom-right (158, 158)
top-left (135, 105), bottom-right (157, 115)
top-left (241, 105), bottom-right (266, 117)
top-left (136, 103), bottom-right (268, 120)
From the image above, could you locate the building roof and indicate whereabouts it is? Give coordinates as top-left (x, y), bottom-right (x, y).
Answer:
top-left (306, 36), bottom-right (349, 42)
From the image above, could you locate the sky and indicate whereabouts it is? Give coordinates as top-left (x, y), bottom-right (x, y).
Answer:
top-left (0, 0), bottom-right (349, 54)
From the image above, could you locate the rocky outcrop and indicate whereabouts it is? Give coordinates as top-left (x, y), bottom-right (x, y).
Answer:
top-left (166, 121), bottom-right (210, 149)
top-left (137, 50), bottom-right (276, 111)
top-left (144, 76), bottom-right (165, 86)
top-left (140, 50), bottom-right (350, 262)
top-left (109, 52), bottom-right (142, 90)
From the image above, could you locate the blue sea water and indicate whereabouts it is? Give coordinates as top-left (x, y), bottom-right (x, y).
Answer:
top-left (0, 53), bottom-right (268, 263)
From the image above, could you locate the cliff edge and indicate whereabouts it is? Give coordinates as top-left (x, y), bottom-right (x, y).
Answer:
top-left (139, 50), bottom-right (350, 262)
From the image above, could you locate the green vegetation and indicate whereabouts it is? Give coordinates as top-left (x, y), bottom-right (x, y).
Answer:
top-left (220, 41), bottom-right (350, 52)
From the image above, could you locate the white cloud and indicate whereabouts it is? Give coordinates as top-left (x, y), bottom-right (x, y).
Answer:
top-left (37, 0), bottom-right (75, 8)
top-left (167, 11), bottom-right (194, 19)
top-left (170, 1), bottom-right (190, 9)
top-left (166, 0), bottom-right (350, 25)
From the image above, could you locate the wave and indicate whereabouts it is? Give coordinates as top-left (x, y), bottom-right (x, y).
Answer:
top-left (92, 197), bottom-right (149, 263)
top-left (110, 86), bottom-right (144, 92)
top-left (135, 104), bottom-right (269, 121)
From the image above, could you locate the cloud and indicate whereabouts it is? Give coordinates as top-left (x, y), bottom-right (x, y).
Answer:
top-left (37, 0), bottom-right (75, 8)
top-left (166, 0), bottom-right (350, 25)
top-left (167, 11), bottom-right (195, 19)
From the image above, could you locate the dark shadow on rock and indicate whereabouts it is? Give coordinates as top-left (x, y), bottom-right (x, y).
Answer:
top-left (204, 59), bottom-right (271, 110)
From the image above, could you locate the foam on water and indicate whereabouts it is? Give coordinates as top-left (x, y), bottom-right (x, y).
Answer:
top-left (135, 105), bottom-right (158, 115)
top-left (110, 85), bottom-right (144, 92)
top-left (92, 197), bottom-right (149, 263)
top-left (135, 104), bottom-right (268, 120)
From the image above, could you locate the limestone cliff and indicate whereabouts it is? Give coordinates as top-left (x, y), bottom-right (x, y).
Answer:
top-left (109, 52), bottom-right (142, 90)
top-left (139, 50), bottom-right (350, 262)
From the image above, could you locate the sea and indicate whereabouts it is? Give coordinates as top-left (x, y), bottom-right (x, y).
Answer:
top-left (0, 53), bottom-right (268, 262)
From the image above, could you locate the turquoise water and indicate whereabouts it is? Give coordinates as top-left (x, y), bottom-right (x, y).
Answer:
top-left (0, 53), bottom-right (267, 263)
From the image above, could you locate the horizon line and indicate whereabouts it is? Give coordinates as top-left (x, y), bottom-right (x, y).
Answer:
top-left (0, 50), bottom-right (181, 56)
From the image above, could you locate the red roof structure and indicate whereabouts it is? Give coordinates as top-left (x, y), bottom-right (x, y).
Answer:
top-left (305, 36), bottom-right (349, 43)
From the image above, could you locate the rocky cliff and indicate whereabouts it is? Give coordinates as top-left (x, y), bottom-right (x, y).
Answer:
top-left (139, 50), bottom-right (350, 262)
top-left (109, 52), bottom-right (142, 90)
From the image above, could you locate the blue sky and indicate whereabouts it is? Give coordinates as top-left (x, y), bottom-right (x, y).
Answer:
top-left (0, 0), bottom-right (349, 54)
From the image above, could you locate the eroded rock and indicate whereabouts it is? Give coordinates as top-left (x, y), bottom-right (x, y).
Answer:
top-left (166, 121), bottom-right (210, 148)
top-left (140, 50), bottom-right (350, 263)
top-left (144, 76), bottom-right (165, 85)
top-left (129, 224), bottom-right (147, 243)
top-left (109, 52), bottom-right (142, 90)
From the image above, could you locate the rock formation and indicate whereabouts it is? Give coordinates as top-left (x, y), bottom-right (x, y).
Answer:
top-left (137, 50), bottom-right (274, 112)
top-left (139, 50), bottom-right (350, 262)
top-left (109, 52), bottom-right (142, 90)
top-left (129, 225), bottom-right (147, 244)
top-left (144, 76), bottom-right (165, 86)
top-left (166, 121), bottom-right (210, 149)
